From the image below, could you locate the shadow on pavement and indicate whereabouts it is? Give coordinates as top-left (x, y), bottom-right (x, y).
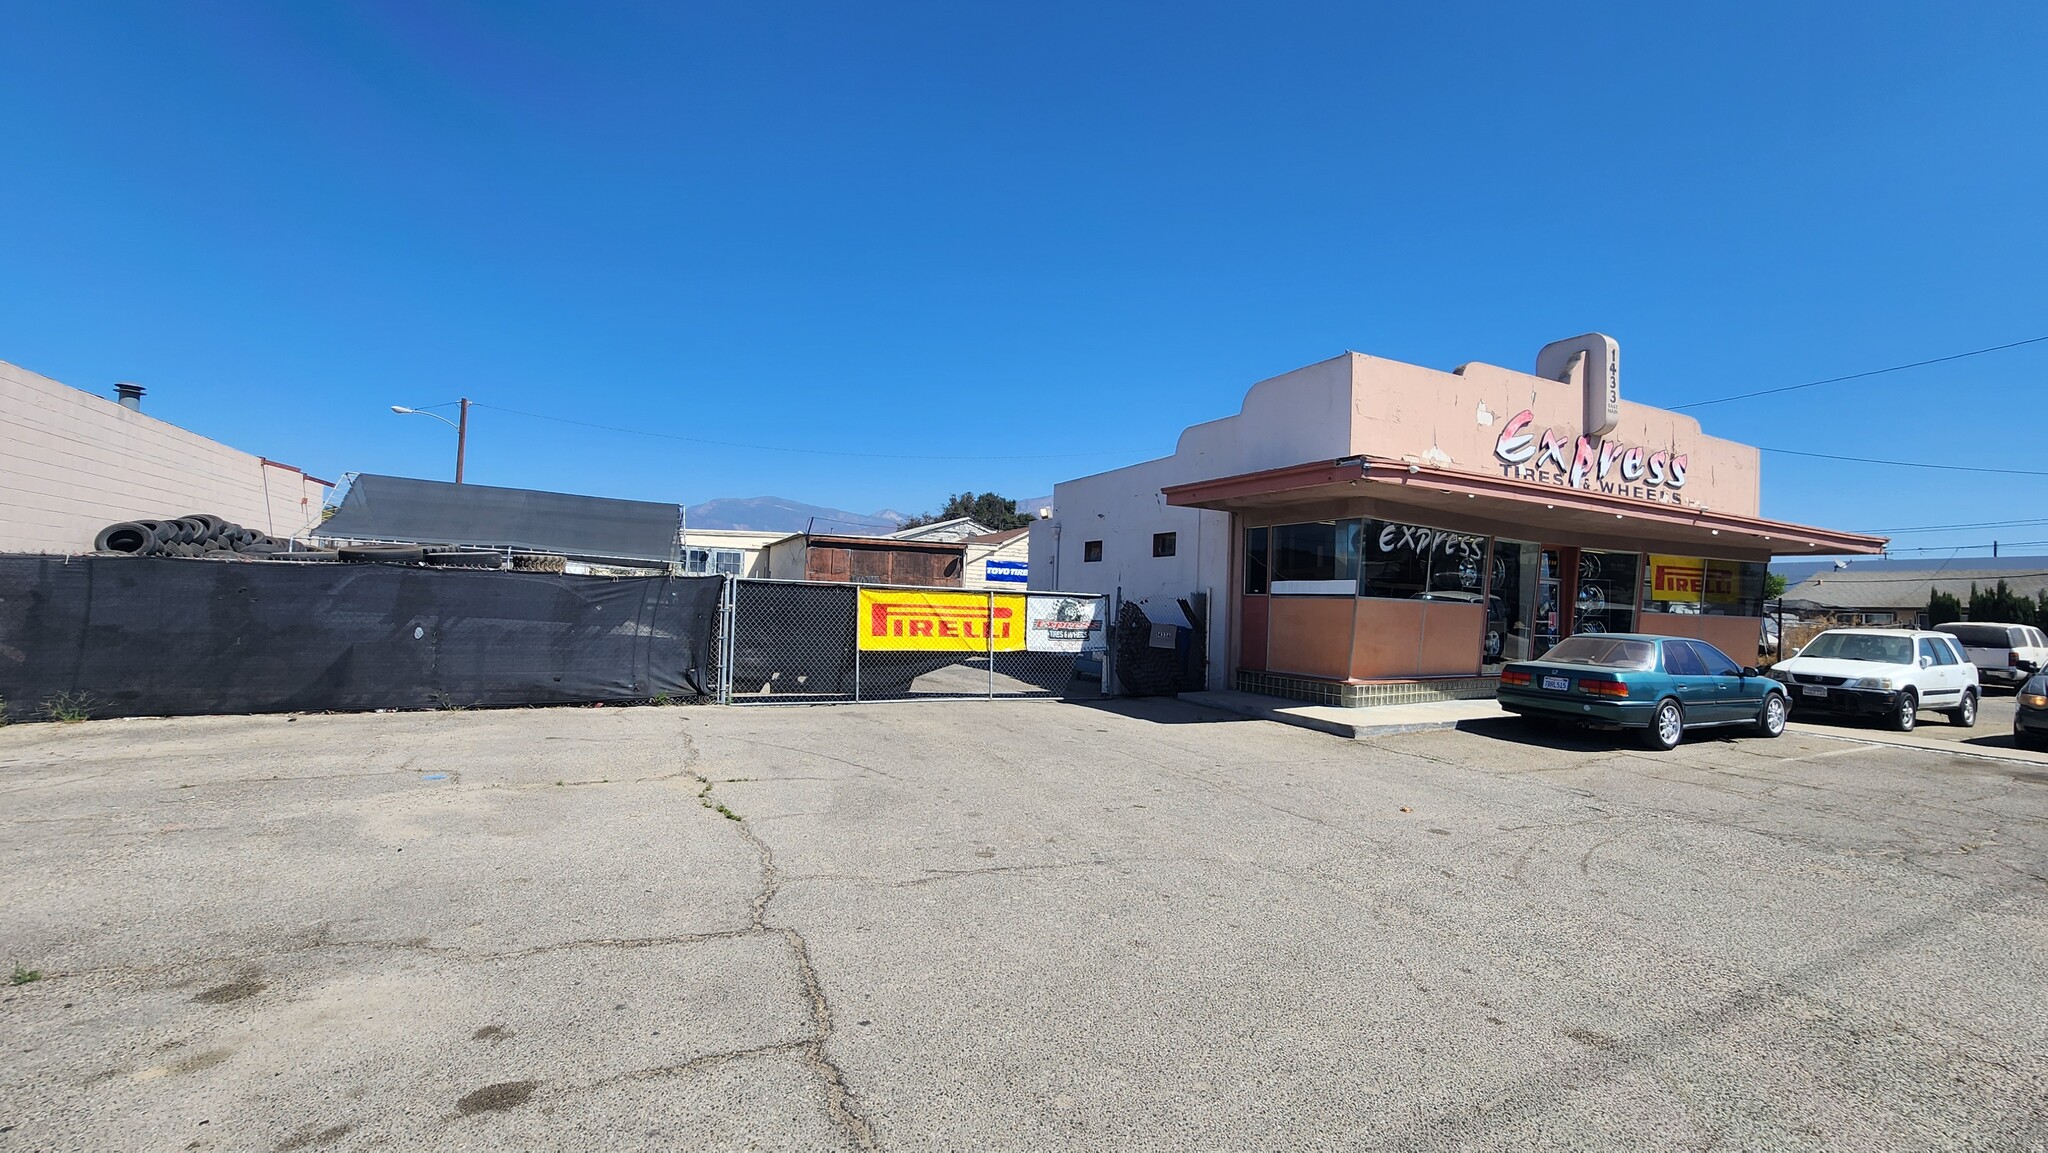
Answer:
top-left (1452, 715), bottom-right (1633, 753)
top-left (1064, 695), bottom-right (1256, 726)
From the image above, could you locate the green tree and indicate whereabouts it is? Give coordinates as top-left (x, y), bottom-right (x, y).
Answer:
top-left (1763, 571), bottom-right (1788, 600)
top-left (1928, 589), bottom-right (1964, 627)
top-left (1968, 579), bottom-right (2037, 626)
top-left (902, 492), bottom-right (1033, 531)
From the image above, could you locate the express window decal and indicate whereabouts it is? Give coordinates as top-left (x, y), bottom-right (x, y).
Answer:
top-left (1361, 518), bottom-right (1488, 601)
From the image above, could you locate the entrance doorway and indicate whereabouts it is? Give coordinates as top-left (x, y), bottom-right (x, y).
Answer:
top-left (1487, 540), bottom-right (1555, 669)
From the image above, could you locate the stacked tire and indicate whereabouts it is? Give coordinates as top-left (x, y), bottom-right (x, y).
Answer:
top-left (92, 514), bottom-right (512, 568)
top-left (92, 514), bottom-right (335, 560)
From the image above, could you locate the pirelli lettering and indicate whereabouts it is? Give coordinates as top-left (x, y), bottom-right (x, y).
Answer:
top-left (858, 590), bottom-right (1026, 652)
top-left (1647, 554), bottom-right (1739, 604)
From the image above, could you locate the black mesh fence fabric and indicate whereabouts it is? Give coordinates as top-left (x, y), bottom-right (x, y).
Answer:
top-left (0, 556), bottom-right (721, 719)
top-left (320, 473), bottom-right (681, 564)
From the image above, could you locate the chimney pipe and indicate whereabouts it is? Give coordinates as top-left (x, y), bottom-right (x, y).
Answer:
top-left (114, 383), bottom-right (145, 412)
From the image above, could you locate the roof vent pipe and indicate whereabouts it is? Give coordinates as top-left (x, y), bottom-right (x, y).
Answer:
top-left (114, 382), bottom-right (145, 411)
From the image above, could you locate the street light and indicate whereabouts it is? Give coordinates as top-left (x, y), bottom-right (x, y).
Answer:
top-left (390, 398), bottom-right (470, 483)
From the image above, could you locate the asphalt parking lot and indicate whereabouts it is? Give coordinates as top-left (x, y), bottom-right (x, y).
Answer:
top-left (3, 699), bottom-right (2045, 1151)
top-left (1793, 689), bottom-right (2035, 754)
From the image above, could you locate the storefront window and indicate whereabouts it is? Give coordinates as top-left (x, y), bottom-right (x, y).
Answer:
top-left (1244, 527), bottom-right (1269, 595)
top-left (1640, 555), bottom-right (1769, 617)
top-left (1359, 518), bottom-right (1488, 600)
top-left (1574, 550), bottom-right (1640, 634)
top-left (1270, 519), bottom-right (1361, 591)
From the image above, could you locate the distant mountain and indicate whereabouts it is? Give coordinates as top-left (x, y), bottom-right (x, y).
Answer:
top-left (685, 496), bottom-right (907, 536)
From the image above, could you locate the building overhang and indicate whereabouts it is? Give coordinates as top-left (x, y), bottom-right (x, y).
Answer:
top-left (1161, 457), bottom-right (1886, 557)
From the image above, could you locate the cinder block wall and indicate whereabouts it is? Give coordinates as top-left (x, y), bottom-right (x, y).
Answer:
top-left (0, 359), bottom-right (330, 554)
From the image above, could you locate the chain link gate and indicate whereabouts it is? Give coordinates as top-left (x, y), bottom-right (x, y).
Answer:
top-left (716, 578), bottom-right (1106, 704)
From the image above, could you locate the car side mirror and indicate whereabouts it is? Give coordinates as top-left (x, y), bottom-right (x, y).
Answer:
top-left (1919, 655), bottom-right (1933, 668)
top-left (1741, 666), bottom-right (1762, 678)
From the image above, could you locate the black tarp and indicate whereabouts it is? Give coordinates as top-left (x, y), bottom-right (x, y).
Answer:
top-left (319, 474), bottom-right (681, 564)
top-left (0, 555), bottom-right (721, 719)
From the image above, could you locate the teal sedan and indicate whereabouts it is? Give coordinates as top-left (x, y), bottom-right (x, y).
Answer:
top-left (1496, 633), bottom-right (1790, 751)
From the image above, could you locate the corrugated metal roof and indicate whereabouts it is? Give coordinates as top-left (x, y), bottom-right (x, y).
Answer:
top-left (319, 474), bottom-right (679, 563)
top-left (1783, 567), bottom-right (2048, 611)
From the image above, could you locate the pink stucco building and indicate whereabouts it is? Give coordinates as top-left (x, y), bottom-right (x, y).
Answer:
top-left (1030, 344), bottom-right (1885, 705)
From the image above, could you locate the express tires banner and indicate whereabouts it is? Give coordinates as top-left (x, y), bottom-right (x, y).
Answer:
top-left (1025, 595), bottom-right (1105, 653)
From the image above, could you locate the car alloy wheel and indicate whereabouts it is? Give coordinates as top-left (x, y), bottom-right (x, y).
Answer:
top-left (1955, 690), bottom-right (1977, 727)
top-left (1760, 693), bottom-right (1787, 737)
top-left (1890, 692), bottom-right (1918, 733)
top-left (1643, 700), bottom-right (1684, 751)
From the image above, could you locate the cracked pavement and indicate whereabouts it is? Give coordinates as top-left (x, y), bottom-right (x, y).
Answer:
top-left (1, 698), bottom-right (2045, 1151)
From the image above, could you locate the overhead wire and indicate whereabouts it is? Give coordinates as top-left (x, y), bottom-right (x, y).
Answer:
top-left (1673, 333), bottom-right (2048, 410)
top-left (1857, 517), bottom-right (2048, 534)
top-left (1758, 446), bottom-right (2048, 477)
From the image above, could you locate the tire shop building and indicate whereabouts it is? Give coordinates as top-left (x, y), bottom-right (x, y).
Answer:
top-left (1028, 338), bottom-right (1887, 705)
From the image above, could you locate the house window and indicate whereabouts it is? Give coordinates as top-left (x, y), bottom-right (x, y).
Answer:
top-left (683, 547), bottom-right (744, 576)
top-left (1084, 540), bottom-right (1103, 563)
top-left (1153, 532), bottom-right (1177, 558)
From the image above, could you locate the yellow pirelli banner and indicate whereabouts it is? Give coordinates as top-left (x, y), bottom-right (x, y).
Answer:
top-left (1647, 554), bottom-right (1740, 603)
top-left (858, 589), bottom-right (1026, 652)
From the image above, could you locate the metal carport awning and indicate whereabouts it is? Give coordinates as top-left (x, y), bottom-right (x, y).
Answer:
top-left (319, 473), bottom-right (681, 564)
top-left (1161, 457), bottom-right (1887, 557)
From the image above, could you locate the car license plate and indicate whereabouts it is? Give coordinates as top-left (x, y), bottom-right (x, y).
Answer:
top-left (1542, 675), bottom-right (1570, 691)
top-left (1801, 685), bottom-right (1827, 698)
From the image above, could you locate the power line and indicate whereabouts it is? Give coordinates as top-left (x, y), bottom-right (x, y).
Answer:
top-left (472, 403), bottom-right (1136, 462)
top-left (1795, 566), bottom-right (2048, 578)
top-left (1759, 446), bottom-right (2048, 477)
top-left (1856, 518), bottom-right (2048, 535)
top-left (1674, 334), bottom-right (2048, 411)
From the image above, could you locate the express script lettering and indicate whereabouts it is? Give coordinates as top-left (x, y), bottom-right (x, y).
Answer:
top-left (1492, 409), bottom-right (1690, 505)
top-left (1377, 522), bottom-right (1485, 562)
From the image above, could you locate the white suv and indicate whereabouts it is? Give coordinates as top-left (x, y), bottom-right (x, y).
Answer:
top-left (1767, 628), bottom-right (1979, 732)
top-left (1936, 622), bottom-right (2048, 688)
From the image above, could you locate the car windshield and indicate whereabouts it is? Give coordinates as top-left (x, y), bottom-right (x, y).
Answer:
top-left (1799, 632), bottom-right (1913, 664)
top-left (1542, 636), bottom-right (1657, 670)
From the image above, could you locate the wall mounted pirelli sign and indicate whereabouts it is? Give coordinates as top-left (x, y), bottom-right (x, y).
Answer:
top-left (1647, 554), bottom-right (1739, 603)
top-left (858, 589), bottom-right (1026, 652)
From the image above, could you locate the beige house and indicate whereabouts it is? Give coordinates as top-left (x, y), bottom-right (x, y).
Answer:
top-left (1, 358), bottom-right (331, 554)
top-left (963, 526), bottom-right (1030, 589)
top-left (678, 528), bottom-right (785, 577)
top-left (1032, 343), bottom-right (1886, 704)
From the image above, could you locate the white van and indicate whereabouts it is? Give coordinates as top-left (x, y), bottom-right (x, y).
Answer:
top-left (1935, 622), bottom-right (2048, 688)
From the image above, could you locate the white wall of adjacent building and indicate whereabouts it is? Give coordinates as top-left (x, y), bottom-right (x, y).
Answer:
top-left (0, 359), bottom-right (331, 555)
top-left (1029, 455), bottom-right (1233, 690)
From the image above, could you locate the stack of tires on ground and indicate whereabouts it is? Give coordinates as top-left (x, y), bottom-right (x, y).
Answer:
top-left (91, 514), bottom-right (509, 568)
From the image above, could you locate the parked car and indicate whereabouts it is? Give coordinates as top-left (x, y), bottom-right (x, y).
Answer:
top-left (1496, 633), bottom-right (1789, 751)
top-left (2015, 672), bottom-right (2048, 750)
top-left (1766, 628), bottom-right (1978, 732)
top-left (1934, 622), bottom-right (2048, 689)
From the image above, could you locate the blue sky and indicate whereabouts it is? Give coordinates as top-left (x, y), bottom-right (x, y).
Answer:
top-left (3, 1), bottom-right (2043, 550)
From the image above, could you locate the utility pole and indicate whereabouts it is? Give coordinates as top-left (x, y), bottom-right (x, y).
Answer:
top-left (456, 397), bottom-right (470, 484)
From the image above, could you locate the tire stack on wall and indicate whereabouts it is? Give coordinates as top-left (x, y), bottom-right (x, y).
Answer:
top-left (93, 514), bottom-right (330, 560)
top-left (91, 513), bottom-right (511, 567)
